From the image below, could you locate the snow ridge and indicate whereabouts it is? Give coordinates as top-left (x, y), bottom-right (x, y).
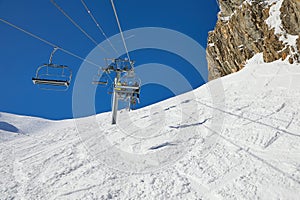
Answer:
top-left (1, 55), bottom-right (300, 199)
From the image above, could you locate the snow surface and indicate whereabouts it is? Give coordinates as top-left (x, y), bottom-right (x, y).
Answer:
top-left (1, 54), bottom-right (300, 199)
top-left (266, 0), bottom-right (284, 35)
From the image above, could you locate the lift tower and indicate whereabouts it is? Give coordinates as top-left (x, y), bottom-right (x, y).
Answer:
top-left (93, 58), bottom-right (141, 124)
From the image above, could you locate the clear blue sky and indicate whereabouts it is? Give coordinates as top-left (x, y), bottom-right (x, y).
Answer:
top-left (0, 0), bottom-right (218, 120)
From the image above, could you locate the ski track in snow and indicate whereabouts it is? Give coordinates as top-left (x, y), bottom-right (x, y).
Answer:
top-left (1, 54), bottom-right (300, 199)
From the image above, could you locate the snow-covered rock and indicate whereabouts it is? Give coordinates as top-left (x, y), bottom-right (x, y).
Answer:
top-left (208, 0), bottom-right (300, 80)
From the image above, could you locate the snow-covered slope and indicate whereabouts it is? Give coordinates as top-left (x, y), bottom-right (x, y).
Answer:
top-left (1, 55), bottom-right (300, 199)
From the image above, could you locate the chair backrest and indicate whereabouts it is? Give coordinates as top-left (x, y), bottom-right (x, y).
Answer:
top-left (32, 64), bottom-right (72, 91)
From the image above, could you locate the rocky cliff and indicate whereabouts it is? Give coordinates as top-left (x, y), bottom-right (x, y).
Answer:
top-left (207, 0), bottom-right (300, 80)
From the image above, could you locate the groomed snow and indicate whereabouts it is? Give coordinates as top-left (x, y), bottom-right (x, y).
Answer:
top-left (1, 54), bottom-right (300, 199)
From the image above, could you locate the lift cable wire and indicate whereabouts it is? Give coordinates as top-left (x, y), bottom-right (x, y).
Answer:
top-left (80, 0), bottom-right (119, 56)
top-left (0, 18), bottom-right (100, 68)
top-left (50, 0), bottom-right (106, 53)
top-left (110, 0), bottom-right (132, 66)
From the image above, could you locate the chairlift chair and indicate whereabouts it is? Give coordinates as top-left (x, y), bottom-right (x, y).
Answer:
top-left (32, 47), bottom-right (72, 91)
top-left (115, 70), bottom-right (141, 92)
top-left (92, 68), bottom-right (109, 86)
top-left (114, 70), bottom-right (141, 102)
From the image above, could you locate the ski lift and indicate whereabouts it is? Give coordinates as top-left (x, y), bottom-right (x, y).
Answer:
top-left (32, 47), bottom-right (72, 91)
top-left (114, 69), bottom-right (141, 103)
top-left (92, 68), bottom-right (109, 86)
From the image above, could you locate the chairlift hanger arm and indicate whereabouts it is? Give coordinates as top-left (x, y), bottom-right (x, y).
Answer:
top-left (49, 47), bottom-right (59, 64)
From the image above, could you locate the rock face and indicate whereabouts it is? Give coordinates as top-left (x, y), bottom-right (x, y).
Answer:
top-left (207, 0), bottom-right (300, 81)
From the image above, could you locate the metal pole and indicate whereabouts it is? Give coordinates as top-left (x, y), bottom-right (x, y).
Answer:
top-left (111, 71), bottom-right (120, 124)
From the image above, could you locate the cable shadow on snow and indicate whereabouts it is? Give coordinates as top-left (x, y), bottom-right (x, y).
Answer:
top-left (203, 125), bottom-right (300, 185)
top-left (148, 142), bottom-right (176, 150)
top-left (169, 118), bottom-right (210, 129)
top-left (196, 100), bottom-right (300, 138)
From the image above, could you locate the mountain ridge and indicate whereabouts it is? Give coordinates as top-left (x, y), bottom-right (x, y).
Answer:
top-left (207, 0), bottom-right (300, 80)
